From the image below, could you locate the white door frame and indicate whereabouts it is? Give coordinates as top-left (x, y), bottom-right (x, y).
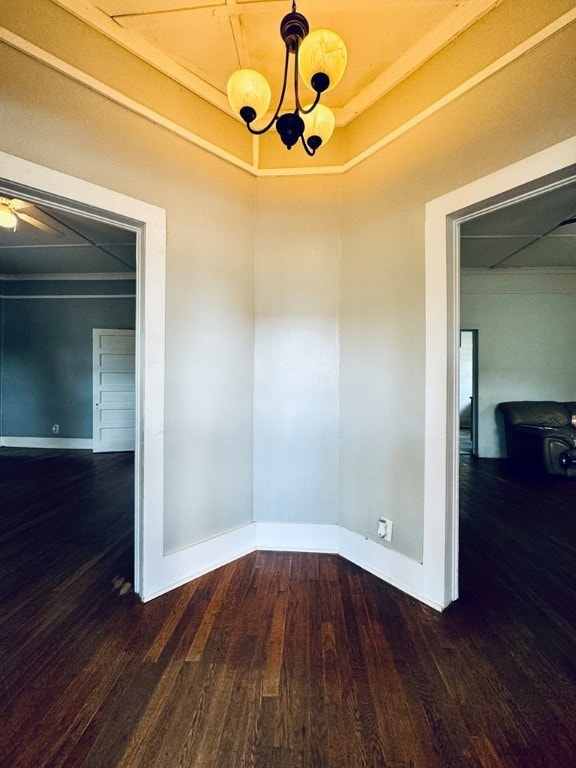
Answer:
top-left (424, 136), bottom-right (576, 608)
top-left (0, 150), bottom-right (166, 600)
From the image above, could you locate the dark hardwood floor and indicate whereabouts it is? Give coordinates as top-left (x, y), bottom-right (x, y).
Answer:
top-left (0, 448), bottom-right (575, 767)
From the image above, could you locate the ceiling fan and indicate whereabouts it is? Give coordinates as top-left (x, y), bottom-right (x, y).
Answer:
top-left (0, 197), bottom-right (64, 235)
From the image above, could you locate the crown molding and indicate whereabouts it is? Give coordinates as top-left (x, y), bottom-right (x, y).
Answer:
top-left (0, 272), bottom-right (136, 280)
top-left (461, 267), bottom-right (576, 275)
top-left (50, 0), bottom-right (231, 115)
top-left (0, 26), bottom-right (255, 175)
top-left (339, 0), bottom-right (504, 125)
top-left (337, 8), bottom-right (576, 175)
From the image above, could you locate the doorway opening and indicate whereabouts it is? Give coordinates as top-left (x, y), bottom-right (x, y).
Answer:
top-left (0, 150), bottom-right (166, 600)
top-left (424, 136), bottom-right (576, 609)
top-left (0, 194), bottom-right (139, 589)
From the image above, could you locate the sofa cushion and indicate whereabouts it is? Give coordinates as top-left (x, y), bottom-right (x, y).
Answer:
top-left (498, 401), bottom-right (571, 428)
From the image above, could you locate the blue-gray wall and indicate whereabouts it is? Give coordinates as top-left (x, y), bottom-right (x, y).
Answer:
top-left (0, 279), bottom-right (135, 439)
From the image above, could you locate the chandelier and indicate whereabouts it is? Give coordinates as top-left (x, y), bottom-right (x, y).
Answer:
top-left (226, 1), bottom-right (347, 156)
top-left (0, 199), bottom-right (18, 230)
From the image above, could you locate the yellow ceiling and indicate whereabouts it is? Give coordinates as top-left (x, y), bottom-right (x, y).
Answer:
top-left (1, 0), bottom-right (575, 174)
top-left (90, 0), bottom-right (503, 123)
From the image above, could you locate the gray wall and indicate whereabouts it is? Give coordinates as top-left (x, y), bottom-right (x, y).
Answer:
top-left (460, 271), bottom-right (576, 458)
top-left (0, 279), bottom-right (135, 439)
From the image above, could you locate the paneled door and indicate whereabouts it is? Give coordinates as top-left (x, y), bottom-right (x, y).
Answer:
top-left (92, 329), bottom-right (136, 452)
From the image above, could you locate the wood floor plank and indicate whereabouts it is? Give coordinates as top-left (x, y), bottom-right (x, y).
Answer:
top-left (114, 659), bottom-right (185, 768)
top-left (1, 449), bottom-right (576, 767)
top-left (320, 620), bottom-right (353, 768)
top-left (184, 562), bottom-right (237, 662)
top-left (358, 621), bottom-right (439, 768)
top-left (144, 580), bottom-right (199, 663)
top-left (262, 590), bottom-right (288, 697)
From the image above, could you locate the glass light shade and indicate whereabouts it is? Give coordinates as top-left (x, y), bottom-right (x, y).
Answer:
top-left (0, 203), bottom-right (17, 230)
top-left (301, 103), bottom-right (335, 147)
top-left (298, 29), bottom-right (347, 92)
top-left (227, 69), bottom-right (272, 121)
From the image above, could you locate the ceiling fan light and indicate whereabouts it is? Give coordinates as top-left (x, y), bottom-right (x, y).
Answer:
top-left (227, 69), bottom-right (272, 123)
top-left (301, 103), bottom-right (335, 148)
top-left (0, 202), bottom-right (17, 230)
top-left (299, 29), bottom-right (347, 93)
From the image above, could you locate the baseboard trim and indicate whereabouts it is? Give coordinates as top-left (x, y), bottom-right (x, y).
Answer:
top-left (338, 527), bottom-right (442, 611)
top-left (255, 521), bottom-right (340, 553)
top-left (0, 436), bottom-right (93, 449)
top-left (142, 522), bottom-right (256, 602)
top-left (143, 520), bottom-right (443, 611)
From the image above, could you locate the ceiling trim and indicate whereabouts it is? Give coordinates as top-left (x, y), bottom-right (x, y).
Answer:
top-left (50, 0), bottom-right (232, 115)
top-left (0, 272), bottom-right (136, 280)
top-left (462, 267), bottom-right (576, 275)
top-left (339, 0), bottom-right (504, 125)
top-left (1, 292), bottom-right (136, 298)
top-left (0, 26), bottom-right (255, 175)
top-left (0, 243), bottom-right (135, 250)
top-left (3, 6), bottom-right (575, 177)
top-left (335, 8), bottom-right (576, 175)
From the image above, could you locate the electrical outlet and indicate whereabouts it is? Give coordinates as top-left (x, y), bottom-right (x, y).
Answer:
top-left (52, 424), bottom-right (59, 434)
top-left (378, 516), bottom-right (393, 542)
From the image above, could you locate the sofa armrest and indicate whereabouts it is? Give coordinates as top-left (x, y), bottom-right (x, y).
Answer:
top-left (503, 424), bottom-right (576, 474)
top-left (542, 436), bottom-right (576, 475)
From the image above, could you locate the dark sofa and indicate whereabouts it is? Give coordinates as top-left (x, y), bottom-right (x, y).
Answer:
top-left (497, 400), bottom-right (576, 477)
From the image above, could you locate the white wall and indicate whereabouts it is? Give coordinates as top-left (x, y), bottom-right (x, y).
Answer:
top-left (339, 178), bottom-right (426, 563)
top-left (253, 178), bottom-right (341, 525)
top-left (461, 270), bottom-right (576, 458)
